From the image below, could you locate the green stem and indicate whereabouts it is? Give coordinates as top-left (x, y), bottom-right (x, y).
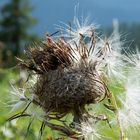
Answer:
top-left (111, 93), bottom-right (126, 140)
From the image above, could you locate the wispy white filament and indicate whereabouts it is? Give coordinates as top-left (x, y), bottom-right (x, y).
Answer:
top-left (8, 84), bottom-right (30, 113)
top-left (74, 121), bottom-right (101, 140)
top-left (124, 48), bottom-right (140, 71)
top-left (97, 22), bottom-right (125, 79)
top-left (56, 15), bottom-right (97, 43)
top-left (119, 74), bottom-right (140, 129)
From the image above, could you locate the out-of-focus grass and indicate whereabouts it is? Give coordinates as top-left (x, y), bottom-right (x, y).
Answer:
top-left (0, 69), bottom-right (38, 140)
top-left (0, 68), bottom-right (17, 123)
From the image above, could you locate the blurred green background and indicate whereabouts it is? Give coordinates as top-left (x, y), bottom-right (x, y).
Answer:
top-left (0, 0), bottom-right (140, 139)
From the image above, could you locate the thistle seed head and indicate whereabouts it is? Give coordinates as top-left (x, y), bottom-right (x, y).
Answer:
top-left (32, 65), bottom-right (105, 115)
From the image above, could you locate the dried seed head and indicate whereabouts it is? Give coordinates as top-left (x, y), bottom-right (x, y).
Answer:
top-left (32, 66), bottom-right (106, 116)
top-left (18, 36), bottom-right (72, 74)
top-left (15, 23), bottom-right (109, 137)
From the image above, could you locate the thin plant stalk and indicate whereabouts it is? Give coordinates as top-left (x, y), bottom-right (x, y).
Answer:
top-left (111, 93), bottom-right (126, 140)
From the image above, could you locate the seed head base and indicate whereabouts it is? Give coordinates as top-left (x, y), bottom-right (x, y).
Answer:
top-left (33, 65), bottom-right (105, 115)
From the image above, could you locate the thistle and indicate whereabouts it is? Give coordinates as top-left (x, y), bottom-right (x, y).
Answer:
top-left (7, 17), bottom-right (140, 140)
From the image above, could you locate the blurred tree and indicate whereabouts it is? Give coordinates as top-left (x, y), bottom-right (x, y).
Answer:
top-left (0, 0), bottom-right (37, 66)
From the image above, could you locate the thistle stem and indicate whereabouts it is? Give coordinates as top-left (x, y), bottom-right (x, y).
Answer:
top-left (111, 93), bottom-right (126, 140)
